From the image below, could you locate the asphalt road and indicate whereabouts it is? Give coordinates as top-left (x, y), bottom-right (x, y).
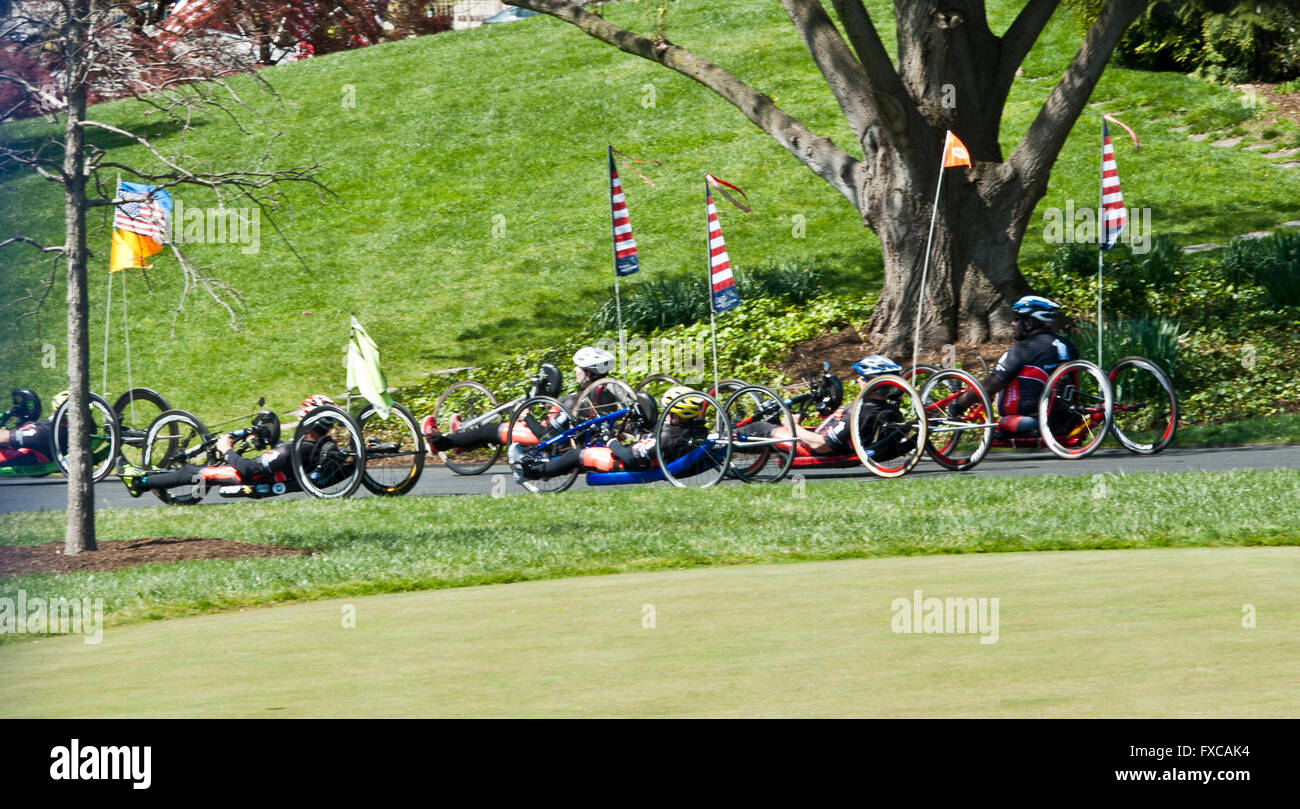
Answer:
top-left (1, 444), bottom-right (1296, 514)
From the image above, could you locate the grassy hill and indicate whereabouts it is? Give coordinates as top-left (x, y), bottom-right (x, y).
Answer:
top-left (3, 0), bottom-right (1298, 421)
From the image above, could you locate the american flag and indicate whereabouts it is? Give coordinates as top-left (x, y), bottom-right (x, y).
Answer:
top-left (609, 148), bottom-right (639, 277)
top-left (1101, 120), bottom-right (1126, 250)
top-left (114, 181), bottom-right (170, 244)
top-left (705, 175), bottom-right (740, 313)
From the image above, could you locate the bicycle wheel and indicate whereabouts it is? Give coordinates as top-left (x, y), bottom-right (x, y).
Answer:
top-left (1108, 356), bottom-right (1178, 455)
top-left (506, 395), bottom-right (579, 494)
top-left (658, 391), bottom-right (731, 488)
top-left (725, 385), bottom-right (795, 483)
top-left (850, 375), bottom-right (927, 478)
top-left (902, 364), bottom-right (940, 390)
top-left (112, 387), bottom-right (170, 469)
top-left (358, 402), bottom-right (424, 496)
top-left (143, 409), bottom-right (215, 505)
top-left (1039, 360), bottom-right (1114, 459)
top-left (431, 380), bottom-right (502, 475)
top-left (52, 393), bottom-right (121, 483)
top-left (292, 405), bottom-right (366, 499)
top-left (574, 377), bottom-right (639, 425)
top-left (919, 369), bottom-right (993, 471)
top-left (706, 378), bottom-right (748, 406)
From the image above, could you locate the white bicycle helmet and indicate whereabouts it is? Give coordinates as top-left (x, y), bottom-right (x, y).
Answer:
top-left (851, 355), bottom-right (902, 379)
top-left (1011, 295), bottom-right (1061, 323)
top-left (573, 346), bottom-right (615, 377)
top-left (295, 394), bottom-right (337, 420)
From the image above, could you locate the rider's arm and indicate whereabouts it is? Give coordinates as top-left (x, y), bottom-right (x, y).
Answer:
top-left (952, 347), bottom-right (1021, 412)
top-left (790, 416), bottom-right (833, 452)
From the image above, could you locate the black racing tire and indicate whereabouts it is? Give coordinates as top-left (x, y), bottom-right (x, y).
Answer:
top-left (506, 395), bottom-right (579, 494)
top-left (292, 405), bottom-right (366, 499)
top-left (724, 385), bottom-right (795, 483)
top-left (142, 409), bottom-right (214, 504)
top-left (657, 391), bottom-right (731, 489)
top-left (431, 380), bottom-right (502, 475)
top-left (358, 402), bottom-right (424, 496)
top-left (52, 393), bottom-right (121, 483)
top-left (112, 387), bottom-right (170, 469)
top-left (1108, 356), bottom-right (1178, 455)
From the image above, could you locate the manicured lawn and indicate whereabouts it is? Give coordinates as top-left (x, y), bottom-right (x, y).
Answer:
top-left (2, 546), bottom-right (1294, 717)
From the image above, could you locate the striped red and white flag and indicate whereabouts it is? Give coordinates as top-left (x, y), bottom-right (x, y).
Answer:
top-left (1101, 120), bottom-right (1126, 250)
top-left (705, 174), bottom-right (744, 313)
top-left (609, 147), bottom-right (639, 276)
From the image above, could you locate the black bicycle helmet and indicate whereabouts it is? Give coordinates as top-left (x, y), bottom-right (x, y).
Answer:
top-left (250, 409), bottom-right (281, 449)
top-left (9, 389), bottom-right (40, 424)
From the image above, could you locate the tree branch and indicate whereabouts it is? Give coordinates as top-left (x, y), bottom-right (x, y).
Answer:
top-left (779, 0), bottom-right (877, 143)
top-left (990, 0), bottom-right (1060, 115)
top-left (828, 0), bottom-right (921, 143)
top-left (1007, 0), bottom-right (1148, 206)
top-left (508, 1), bottom-right (865, 209)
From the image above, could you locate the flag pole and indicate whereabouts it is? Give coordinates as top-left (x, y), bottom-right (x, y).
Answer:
top-left (707, 178), bottom-right (719, 397)
top-left (609, 146), bottom-right (626, 374)
top-left (1097, 120), bottom-right (1105, 369)
top-left (912, 135), bottom-right (949, 375)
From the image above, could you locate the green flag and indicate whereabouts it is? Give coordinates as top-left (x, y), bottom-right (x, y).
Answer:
top-left (345, 316), bottom-right (393, 418)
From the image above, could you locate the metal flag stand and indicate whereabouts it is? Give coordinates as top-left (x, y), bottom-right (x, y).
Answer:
top-left (911, 131), bottom-right (970, 374)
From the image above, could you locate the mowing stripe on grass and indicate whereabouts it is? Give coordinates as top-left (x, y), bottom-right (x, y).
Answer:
top-left (1, 547), bottom-right (1294, 718)
top-left (1, 469), bottom-right (1298, 638)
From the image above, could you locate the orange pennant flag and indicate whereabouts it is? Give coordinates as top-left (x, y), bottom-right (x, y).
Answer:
top-left (942, 131), bottom-right (972, 168)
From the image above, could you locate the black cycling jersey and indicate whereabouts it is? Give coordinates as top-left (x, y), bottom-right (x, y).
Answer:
top-left (8, 419), bottom-right (54, 458)
top-left (990, 331), bottom-right (1079, 416)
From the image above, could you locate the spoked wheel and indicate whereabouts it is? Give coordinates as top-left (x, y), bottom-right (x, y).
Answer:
top-left (574, 377), bottom-right (639, 425)
top-left (657, 391), bottom-right (732, 488)
top-left (143, 409), bottom-right (215, 504)
top-left (1108, 356), bottom-right (1178, 455)
top-left (51, 393), bottom-right (122, 483)
top-left (850, 375), bottom-right (928, 478)
top-left (634, 373), bottom-right (683, 404)
top-left (358, 402), bottom-right (424, 496)
top-left (506, 395), bottom-right (579, 494)
top-left (112, 387), bottom-right (170, 469)
top-left (724, 385), bottom-right (795, 483)
top-left (431, 380), bottom-right (502, 475)
top-left (707, 378), bottom-right (748, 406)
top-left (1039, 360), bottom-right (1114, 459)
top-left (292, 405), bottom-right (366, 499)
top-left (902, 364), bottom-right (940, 391)
top-left (919, 369), bottom-right (993, 471)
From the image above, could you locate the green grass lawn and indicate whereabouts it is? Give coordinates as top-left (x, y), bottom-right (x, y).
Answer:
top-left (3, 1), bottom-right (1299, 423)
top-left (2, 469), bottom-right (1297, 637)
top-left (2, 546), bottom-right (1294, 717)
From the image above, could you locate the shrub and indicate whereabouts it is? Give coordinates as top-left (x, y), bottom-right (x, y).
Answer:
top-left (1253, 231), bottom-right (1300, 308)
top-left (1071, 314), bottom-right (1182, 382)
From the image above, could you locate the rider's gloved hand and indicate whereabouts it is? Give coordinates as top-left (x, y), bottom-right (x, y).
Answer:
top-left (946, 402), bottom-right (965, 422)
top-left (217, 434), bottom-right (235, 454)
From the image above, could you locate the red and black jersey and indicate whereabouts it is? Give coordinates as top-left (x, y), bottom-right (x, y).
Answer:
top-left (991, 332), bottom-right (1079, 416)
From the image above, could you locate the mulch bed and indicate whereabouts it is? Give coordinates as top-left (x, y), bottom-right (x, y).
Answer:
top-left (782, 326), bottom-right (1005, 383)
top-left (0, 537), bottom-right (311, 577)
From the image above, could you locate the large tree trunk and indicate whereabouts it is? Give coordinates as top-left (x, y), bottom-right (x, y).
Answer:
top-left (863, 154), bottom-right (1034, 358)
top-left (64, 0), bottom-right (94, 555)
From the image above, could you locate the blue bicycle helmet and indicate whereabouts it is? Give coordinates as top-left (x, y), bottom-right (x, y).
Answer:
top-left (851, 355), bottom-right (902, 379)
top-left (1011, 295), bottom-right (1061, 323)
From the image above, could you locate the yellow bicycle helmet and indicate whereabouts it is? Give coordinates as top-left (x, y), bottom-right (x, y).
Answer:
top-left (662, 386), bottom-right (704, 420)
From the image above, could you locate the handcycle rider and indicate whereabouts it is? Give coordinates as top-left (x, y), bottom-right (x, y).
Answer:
top-left (0, 389), bottom-right (65, 470)
top-left (508, 384), bottom-right (709, 483)
top-left (421, 346), bottom-right (618, 456)
top-left (947, 295), bottom-right (1079, 436)
top-left (740, 354), bottom-right (915, 461)
top-left (117, 395), bottom-right (341, 499)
